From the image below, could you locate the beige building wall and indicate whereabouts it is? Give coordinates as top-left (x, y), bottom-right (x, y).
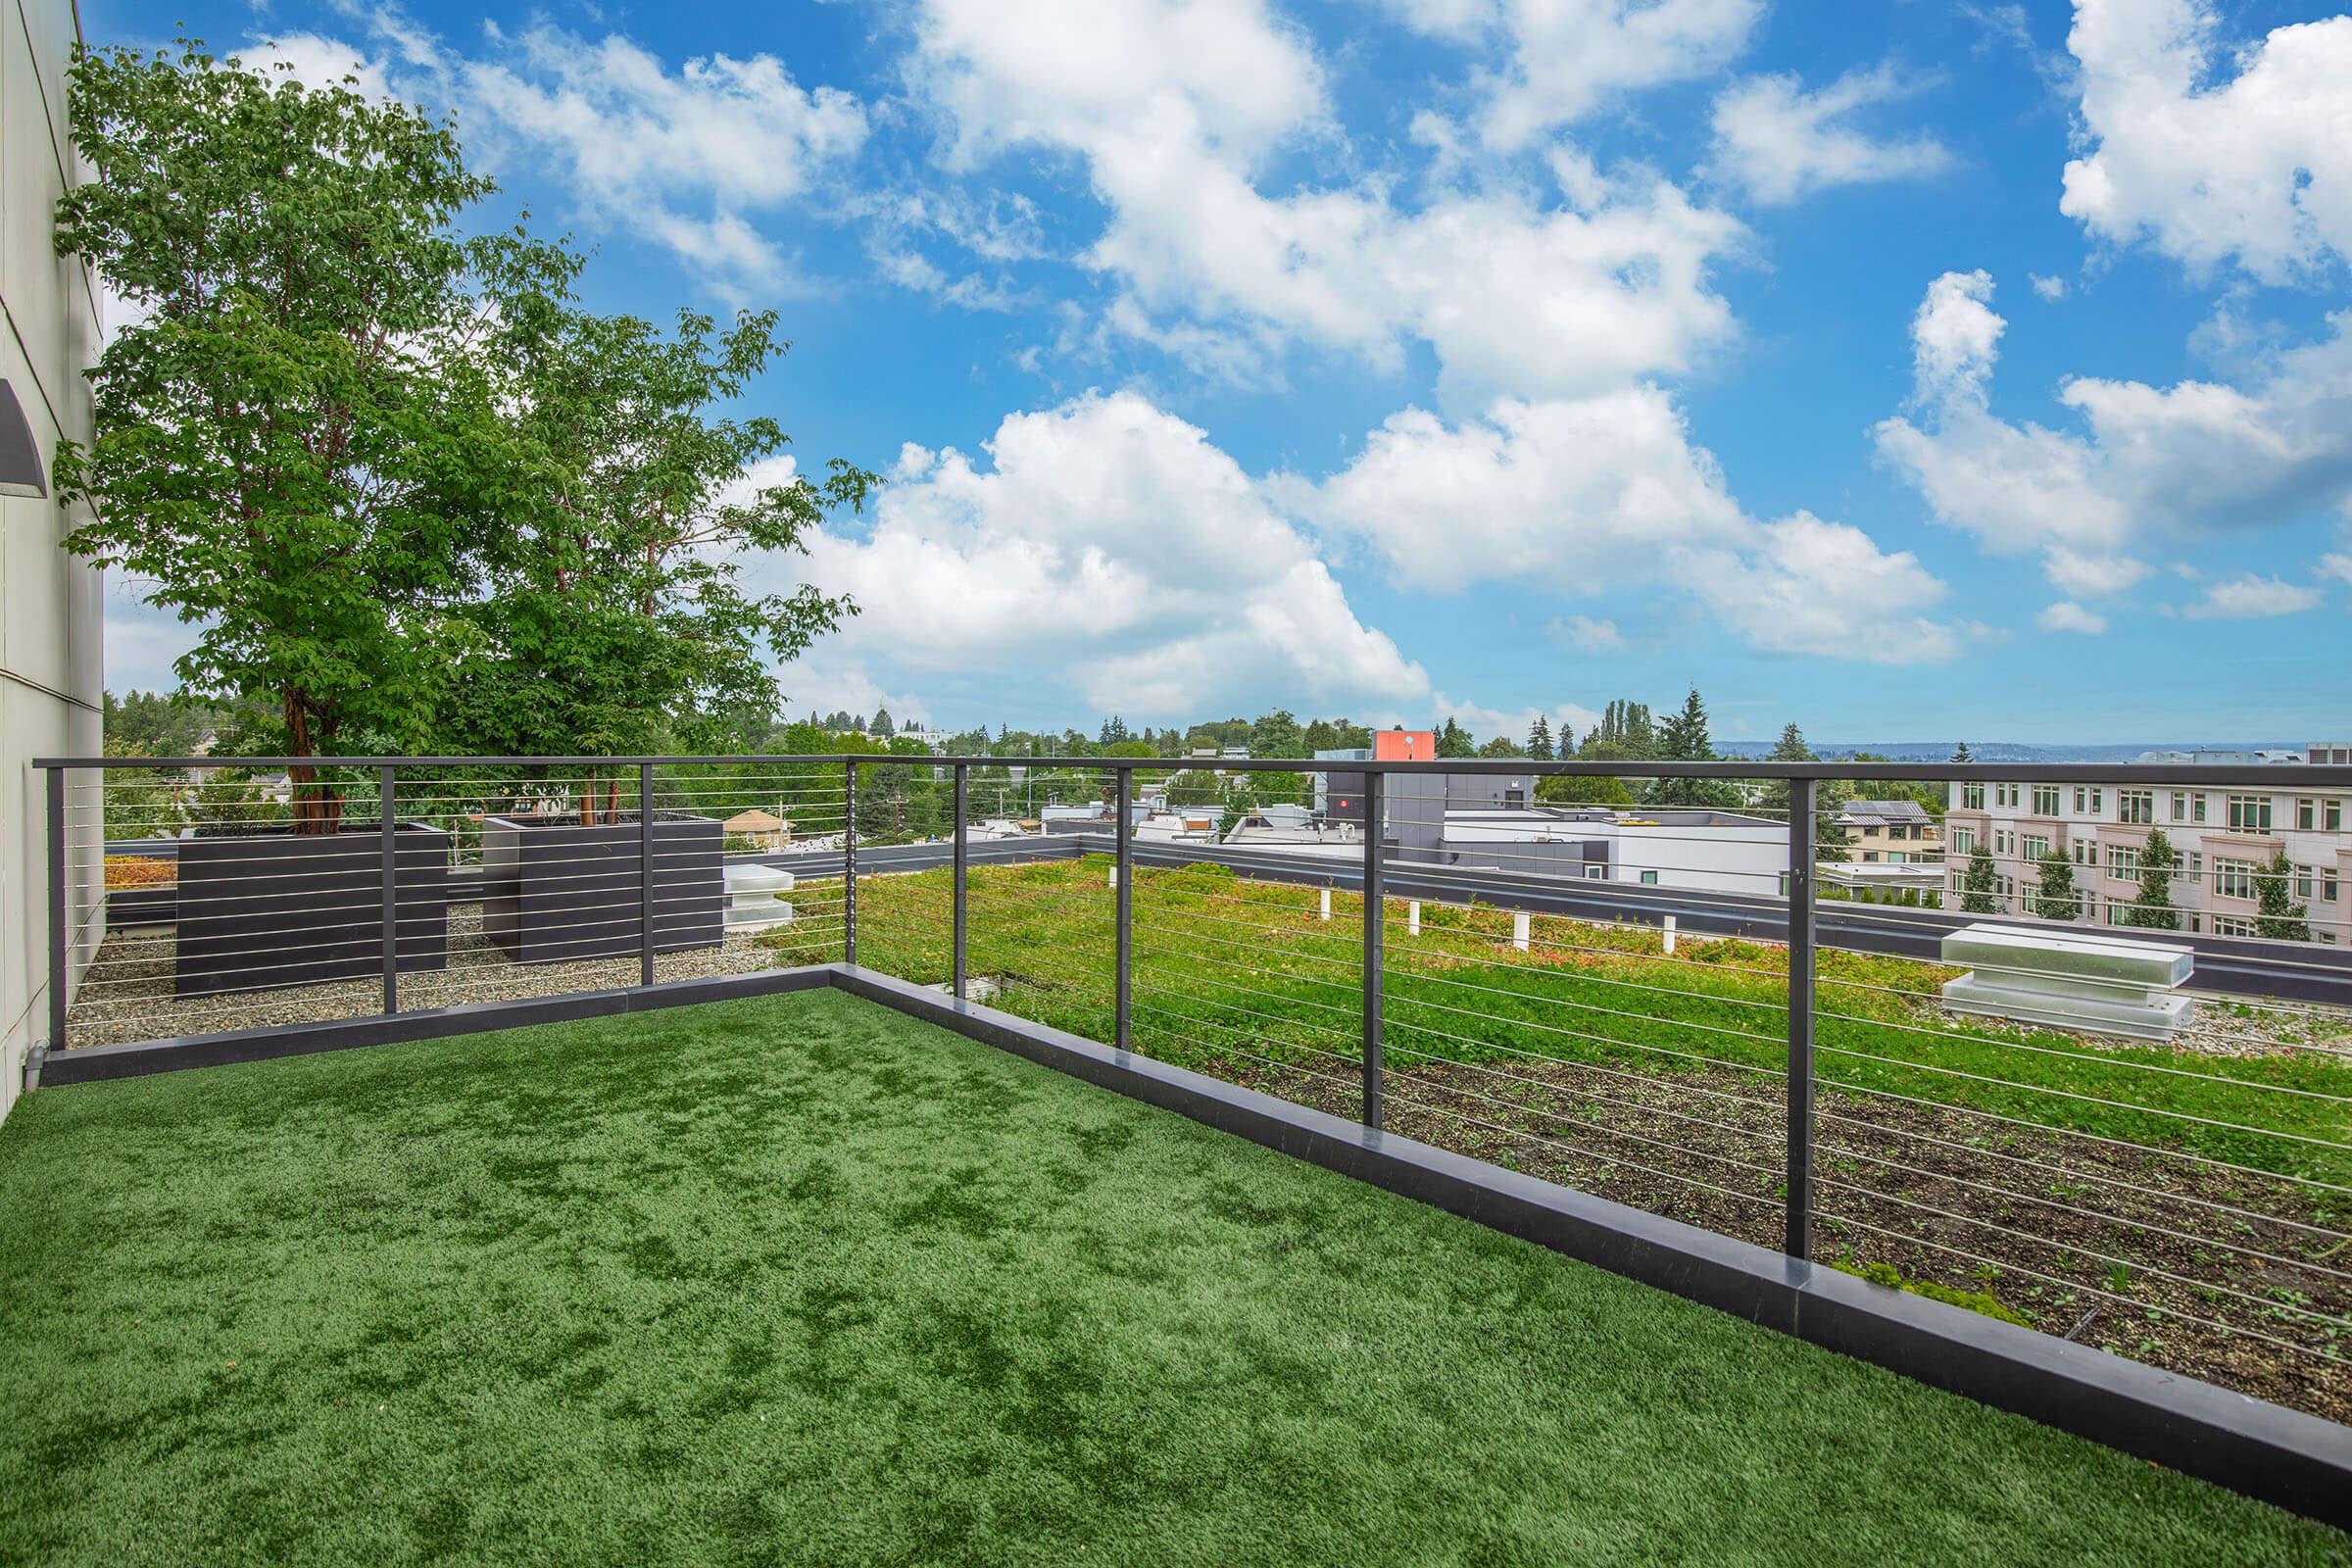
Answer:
top-left (2, 0), bottom-right (102, 1124)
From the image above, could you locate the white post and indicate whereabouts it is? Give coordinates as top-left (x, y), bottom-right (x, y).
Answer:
top-left (1107, 864), bottom-right (1118, 889)
top-left (1407, 901), bottom-right (1421, 937)
top-left (1512, 910), bottom-right (1531, 952)
top-left (1662, 914), bottom-right (1678, 956)
top-left (1319, 887), bottom-right (1332, 922)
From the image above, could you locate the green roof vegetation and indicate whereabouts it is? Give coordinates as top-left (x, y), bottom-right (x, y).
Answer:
top-left (0, 990), bottom-right (2338, 1565)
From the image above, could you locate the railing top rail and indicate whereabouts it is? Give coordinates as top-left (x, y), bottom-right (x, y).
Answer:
top-left (33, 753), bottom-right (2352, 787)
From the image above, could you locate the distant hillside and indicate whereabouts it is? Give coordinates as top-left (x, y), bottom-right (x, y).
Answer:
top-left (1712, 741), bottom-right (2313, 763)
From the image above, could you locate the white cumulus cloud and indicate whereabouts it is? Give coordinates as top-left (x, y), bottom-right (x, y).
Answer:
top-left (907, 0), bottom-right (1746, 401)
top-left (2181, 574), bottom-right (2325, 619)
top-left (1874, 271), bottom-right (2352, 589)
top-left (1294, 392), bottom-right (1962, 662)
top-left (2036, 601), bottom-right (2109, 634)
top-left (761, 391), bottom-right (1429, 717)
top-left (2061, 0), bottom-right (2352, 282)
top-left (1707, 65), bottom-right (1952, 207)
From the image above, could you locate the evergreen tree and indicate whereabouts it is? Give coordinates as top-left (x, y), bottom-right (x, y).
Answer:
top-left (870, 707), bottom-right (895, 738)
top-left (1528, 714), bottom-right (1553, 761)
top-left (1951, 740), bottom-right (1973, 763)
top-left (2034, 850), bottom-right (2081, 922)
top-left (1437, 717), bottom-right (1475, 758)
top-left (2254, 849), bottom-right (2312, 941)
top-left (1645, 687), bottom-right (1740, 808)
top-left (2126, 830), bottom-right (2181, 930)
top-left (1961, 845), bottom-right (1999, 914)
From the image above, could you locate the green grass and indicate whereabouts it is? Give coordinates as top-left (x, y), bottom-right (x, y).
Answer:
top-left (0, 992), bottom-right (2342, 1565)
top-left (812, 858), bottom-right (2352, 1192)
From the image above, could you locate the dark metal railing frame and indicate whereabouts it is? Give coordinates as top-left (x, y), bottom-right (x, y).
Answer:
top-left (33, 750), bottom-right (2352, 1268)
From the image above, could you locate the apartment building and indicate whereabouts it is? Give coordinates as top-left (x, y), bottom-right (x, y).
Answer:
top-left (3, 0), bottom-right (105, 1124)
top-left (1941, 757), bottom-right (2351, 942)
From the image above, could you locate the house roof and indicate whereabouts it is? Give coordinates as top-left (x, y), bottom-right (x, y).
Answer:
top-left (724, 809), bottom-right (787, 831)
top-left (1838, 800), bottom-right (1932, 823)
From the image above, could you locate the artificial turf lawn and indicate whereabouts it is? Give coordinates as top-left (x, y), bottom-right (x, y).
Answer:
top-left (0, 992), bottom-right (2341, 1567)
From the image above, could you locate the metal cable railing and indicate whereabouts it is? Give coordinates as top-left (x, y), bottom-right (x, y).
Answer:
top-left (33, 749), bottom-right (2352, 1420)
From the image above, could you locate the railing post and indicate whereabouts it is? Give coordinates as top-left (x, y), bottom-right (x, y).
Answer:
top-left (379, 764), bottom-right (399, 1015)
top-left (953, 762), bottom-right (968, 1000)
top-left (639, 761), bottom-right (656, 987)
top-left (843, 760), bottom-right (858, 966)
top-left (46, 764), bottom-right (68, 1057)
top-left (1362, 769), bottom-right (1385, 1131)
top-left (1114, 766), bottom-right (1133, 1052)
top-left (1785, 774), bottom-right (1817, 1259)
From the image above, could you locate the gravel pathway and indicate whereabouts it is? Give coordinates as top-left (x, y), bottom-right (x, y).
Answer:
top-left (64, 903), bottom-right (844, 1051)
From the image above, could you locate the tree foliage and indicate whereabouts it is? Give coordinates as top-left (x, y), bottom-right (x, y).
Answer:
top-left (1961, 846), bottom-right (1999, 914)
top-left (2126, 830), bottom-right (2180, 930)
top-left (53, 41), bottom-right (564, 825)
top-left (442, 298), bottom-right (869, 819)
top-left (2254, 849), bottom-right (2312, 942)
top-left (2034, 851), bottom-right (2081, 922)
top-left (1643, 688), bottom-right (1741, 809)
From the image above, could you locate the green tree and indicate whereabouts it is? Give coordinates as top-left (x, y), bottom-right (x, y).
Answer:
top-left (53, 41), bottom-right (557, 827)
top-left (1951, 740), bottom-right (1974, 763)
top-left (1249, 710), bottom-right (1305, 760)
top-left (1163, 770), bottom-right (1223, 808)
top-left (1961, 846), bottom-right (1999, 914)
top-left (2034, 851), bottom-right (2082, 922)
top-left (1645, 687), bottom-right (1741, 809)
top-left (2254, 849), bottom-right (2312, 941)
top-left (2125, 830), bottom-right (2181, 930)
top-left (1758, 722), bottom-right (1813, 819)
top-left (1527, 715), bottom-right (1554, 761)
top-left (1437, 717), bottom-right (1475, 758)
top-left (1536, 774), bottom-right (1635, 806)
top-left (1478, 735), bottom-right (1522, 758)
top-left (870, 707), bottom-right (895, 738)
top-left (444, 300), bottom-right (869, 820)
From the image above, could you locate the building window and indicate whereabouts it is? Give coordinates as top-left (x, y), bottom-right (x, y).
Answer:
top-left (2213, 915), bottom-right (2256, 938)
top-left (2172, 790), bottom-right (2207, 823)
top-left (2228, 794), bottom-right (2273, 832)
top-left (2332, 800), bottom-right (2346, 832)
top-left (2034, 785), bottom-right (2062, 816)
top-left (2215, 858), bottom-right (2259, 900)
top-left (2297, 865), bottom-right (2319, 901)
top-left (1997, 783), bottom-right (2020, 808)
top-left (2298, 798), bottom-right (2319, 831)
top-left (2106, 845), bottom-right (2141, 880)
top-left (2119, 789), bottom-right (2154, 825)
top-left (1639, 870), bottom-right (1658, 885)
top-left (2303, 797), bottom-right (2346, 832)
top-left (2023, 835), bottom-right (2050, 860)
top-left (2073, 838), bottom-right (2093, 865)
top-left (1962, 783), bottom-right (1985, 810)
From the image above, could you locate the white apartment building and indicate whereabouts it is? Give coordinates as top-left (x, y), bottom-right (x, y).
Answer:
top-left (1941, 749), bottom-right (2351, 943)
top-left (3, 0), bottom-right (105, 1125)
top-left (1442, 808), bottom-right (1788, 900)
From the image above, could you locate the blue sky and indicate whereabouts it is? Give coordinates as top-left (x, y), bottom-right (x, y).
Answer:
top-left (85, 0), bottom-right (2352, 744)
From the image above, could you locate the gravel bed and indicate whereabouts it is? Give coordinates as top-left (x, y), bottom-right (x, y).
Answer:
top-left (64, 904), bottom-right (844, 1050)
